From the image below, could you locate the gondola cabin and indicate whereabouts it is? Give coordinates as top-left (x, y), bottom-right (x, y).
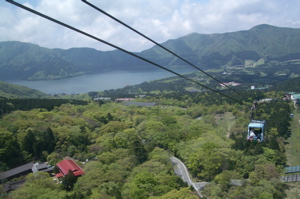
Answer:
top-left (247, 120), bottom-right (266, 143)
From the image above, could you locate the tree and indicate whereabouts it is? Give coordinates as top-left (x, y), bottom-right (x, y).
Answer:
top-left (202, 182), bottom-right (223, 199)
top-left (215, 170), bottom-right (242, 191)
top-left (187, 142), bottom-right (228, 180)
top-left (100, 121), bottom-right (126, 136)
top-left (130, 136), bottom-right (148, 164)
top-left (161, 115), bottom-right (177, 126)
top-left (17, 129), bottom-right (37, 160)
top-left (106, 113), bottom-right (114, 122)
top-left (249, 163), bottom-right (280, 185)
top-left (128, 171), bottom-right (158, 199)
top-left (74, 162), bottom-right (106, 192)
top-left (44, 127), bottom-right (56, 153)
top-left (149, 187), bottom-right (198, 199)
top-left (149, 147), bottom-right (170, 165)
top-left (0, 129), bottom-right (20, 168)
top-left (62, 170), bottom-right (78, 191)
top-left (99, 181), bottom-right (122, 199)
top-left (10, 172), bottom-right (66, 199)
top-left (97, 152), bottom-right (117, 164)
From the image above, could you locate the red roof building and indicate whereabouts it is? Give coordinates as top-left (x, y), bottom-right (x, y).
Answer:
top-left (115, 98), bottom-right (135, 102)
top-left (55, 159), bottom-right (85, 178)
top-left (219, 82), bottom-right (241, 88)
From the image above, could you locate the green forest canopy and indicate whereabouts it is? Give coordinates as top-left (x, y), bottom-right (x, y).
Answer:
top-left (0, 89), bottom-right (294, 198)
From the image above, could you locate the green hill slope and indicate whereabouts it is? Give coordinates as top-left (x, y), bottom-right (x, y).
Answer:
top-left (0, 81), bottom-right (48, 98)
top-left (142, 24), bottom-right (300, 68)
top-left (269, 76), bottom-right (300, 92)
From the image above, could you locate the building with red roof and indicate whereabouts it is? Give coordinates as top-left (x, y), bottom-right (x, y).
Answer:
top-left (219, 82), bottom-right (241, 88)
top-left (55, 159), bottom-right (85, 178)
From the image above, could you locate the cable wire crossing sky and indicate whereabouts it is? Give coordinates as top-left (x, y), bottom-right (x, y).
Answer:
top-left (6, 0), bottom-right (241, 103)
top-left (1, 0), bottom-right (300, 52)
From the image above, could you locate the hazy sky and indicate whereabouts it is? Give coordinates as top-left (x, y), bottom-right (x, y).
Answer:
top-left (1, 0), bottom-right (300, 52)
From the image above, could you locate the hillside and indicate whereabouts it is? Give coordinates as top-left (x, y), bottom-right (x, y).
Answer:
top-left (269, 76), bottom-right (300, 92)
top-left (0, 81), bottom-right (48, 98)
top-left (142, 24), bottom-right (300, 66)
top-left (0, 42), bottom-right (153, 81)
top-left (1, 24), bottom-right (300, 80)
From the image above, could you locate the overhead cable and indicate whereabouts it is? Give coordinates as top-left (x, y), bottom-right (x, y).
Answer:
top-left (6, 0), bottom-right (241, 103)
top-left (81, 0), bottom-right (240, 95)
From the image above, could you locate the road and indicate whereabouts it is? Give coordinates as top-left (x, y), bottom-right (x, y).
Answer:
top-left (170, 156), bottom-right (208, 198)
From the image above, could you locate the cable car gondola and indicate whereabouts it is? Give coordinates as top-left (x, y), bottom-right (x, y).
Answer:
top-left (247, 120), bottom-right (266, 143)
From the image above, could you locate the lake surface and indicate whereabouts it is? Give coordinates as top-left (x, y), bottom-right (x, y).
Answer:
top-left (5, 70), bottom-right (193, 94)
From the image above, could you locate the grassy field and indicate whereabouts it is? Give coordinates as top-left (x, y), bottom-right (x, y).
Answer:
top-left (286, 182), bottom-right (300, 199)
top-left (215, 112), bottom-right (236, 137)
top-left (285, 107), bottom-right (300, 199)
top-left (285, 108), bottom-right (300, 166)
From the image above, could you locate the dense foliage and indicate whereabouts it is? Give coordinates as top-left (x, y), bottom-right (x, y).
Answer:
top-left (0, 97), bottom-right (88, 117)
top-left (270, 76), bottom-right (300, 93)
top-left (0, 89), bottom-right (293, 198)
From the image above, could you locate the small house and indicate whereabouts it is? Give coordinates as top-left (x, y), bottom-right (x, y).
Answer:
top-left (55, 159), bottom-right (84, 178)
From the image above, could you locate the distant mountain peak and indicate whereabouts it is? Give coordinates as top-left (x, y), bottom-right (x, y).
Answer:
top-left (250, 24), bottom-right (299, 31)
top-left (250, 24), bottom-right (276, 29)
top-left (1, 24), bottom-right (300, 80)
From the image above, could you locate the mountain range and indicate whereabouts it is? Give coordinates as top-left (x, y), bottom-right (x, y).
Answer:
top-left (1, 24), bottom-right (300, 80)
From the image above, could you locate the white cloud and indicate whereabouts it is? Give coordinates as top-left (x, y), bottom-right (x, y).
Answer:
top-left (1, 0), bottom-right (300, 52)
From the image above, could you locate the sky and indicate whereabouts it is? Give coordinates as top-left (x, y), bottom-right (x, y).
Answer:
top-left (1, 0), bottom-right (300, 52)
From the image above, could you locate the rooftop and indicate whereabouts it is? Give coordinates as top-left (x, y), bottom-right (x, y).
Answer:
top-left (248, 120), bottom-right (266, 128)
top-left (292, 94), bottom-right (300, 99)
top-left (4, 180), bottom-right (26, 193)
top-left (0, 163), bottom-right (34, 181)
top-left (32, 162), bottom-right (54, 173)
top-left (124, 102), bottom-right (157, 107)
top-left (56, 159), bottom-right (84, 178)
top-left (285, 166), bottom-right (300, 174)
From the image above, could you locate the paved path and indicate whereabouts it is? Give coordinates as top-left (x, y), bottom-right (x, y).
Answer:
top-left (170, 156), bottom-right (208, 198)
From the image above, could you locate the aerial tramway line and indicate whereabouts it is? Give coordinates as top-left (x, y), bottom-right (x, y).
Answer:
top-left (6, 0), bottom-right (241, 103)
top-left (81, 0), bottom-right (240, 96)
top-left (6, 0), bottom-right (267, 144)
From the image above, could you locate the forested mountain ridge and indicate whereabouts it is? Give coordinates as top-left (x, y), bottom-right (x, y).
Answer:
top-left (1, 24), bottom-right (300, 80)
top-left (0, 81), bottom-right (48, 98)
top-left (180, 24), bottom-right (300, 57)
top-left (270, 76), bottom-right (300, 92)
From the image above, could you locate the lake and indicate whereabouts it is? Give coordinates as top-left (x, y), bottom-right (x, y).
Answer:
top-left (5, 70), bottom-right (193, 94)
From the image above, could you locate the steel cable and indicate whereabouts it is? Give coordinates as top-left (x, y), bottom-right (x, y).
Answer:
top-left (6, 0), bottom-right (242, 103)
